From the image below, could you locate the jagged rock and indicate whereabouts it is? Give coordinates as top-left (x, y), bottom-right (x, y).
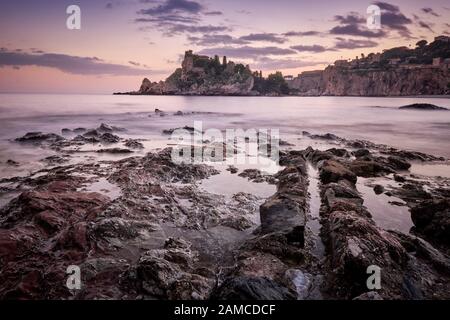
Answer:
top-left (6, 159), bottom-right (19, 166)
top-left (399, 103), bottom-right (448, 111)
top-left (319, 160), bottom-right (357, 184)
top-left (411, 199), bottom-right (450, 246)
top-left (96, 148), bottom-right (133, 154)
top-left (15, 132), bottom-right (64, 144)
top-left (373, 185), bottom-right (385, 195)
top-left (212, 276), bottom-right (296, 300)
top-left (226, 165), bottom-right (238, 174)
top-left (124, 139), bottom-right (144, 149)
top-left (99, 133), bottom-right (120, 143)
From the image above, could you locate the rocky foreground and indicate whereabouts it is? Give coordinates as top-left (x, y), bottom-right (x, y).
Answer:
top-left (0, 120), bottom-right (449, 300)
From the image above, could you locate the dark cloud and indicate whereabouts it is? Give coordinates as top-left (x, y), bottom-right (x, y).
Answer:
top-left (188, 34), bottom-right (249, 46)
top-left (330, 3), bottom-right (412, 39)
top-left (421, 7), bottom-right (440, 17)
top-left (0, 49), bottom-right (152, 76)
top-left (253, 57), bottom-right (327, 70)
top-left (373, 2), bottom-right (412, 35)
top-left (139, 0), bottom-right (203, 16)
top-left (204, 11), bottom-right (223, 16)
top-left (418, 21), bottom-right (434, 32)
top-left (334, 12), bottom-right (365, 24)
top-left (136, 14), bottom-right (200, 24)
top-left (282, 31), bottom-right (320, 37)
top-left (290, 45), bottom-right (329, 53)
top-left (239, 33), bottom-right (287, 44)
top-left (333, 38), bottom-right (378, 49)
top-left (330, 24), bottom-right (385, 38)
top-left (105, 3), bottom-right (113, 9)
top-left (197, 46), bottom-right (296, 59)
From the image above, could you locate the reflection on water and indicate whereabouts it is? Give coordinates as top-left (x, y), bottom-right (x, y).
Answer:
top-left (357, 177), bottom-right (413, 234)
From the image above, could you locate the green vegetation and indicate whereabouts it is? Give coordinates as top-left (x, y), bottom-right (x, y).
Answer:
top-left (253, 71), bottom-right (290, 95)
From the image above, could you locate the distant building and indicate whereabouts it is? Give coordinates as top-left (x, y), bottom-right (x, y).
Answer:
top-left (284, 75), bottom-right (294, 81)
top-left (434, 36), bottom-right (450, 43)
top-left (405, 56), bottom-right (417, 64)
top-left (334, 60), bottom-right (349, 67)
top-left (388, 58), bottom-right (401, 65)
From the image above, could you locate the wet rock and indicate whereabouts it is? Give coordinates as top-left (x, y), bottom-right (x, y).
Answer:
top-left (399, 103), bottom-right (448, 111)
top-left (303, 147), bottom-right (333, 164)
top-left (386, 156), bottom-right (411, 171)
top-left (353, 291), bottom-right (383, 300)
top-left (238, 169), bottom-right (276, 184)
top-left (98, 123), bottom-right (113, 132)
top-left (354, 149), bottom-right (370, 157)
top-left (326, 148), bottom-right (350, 158)
top-left (348, 159), bottom-right (394, 177)
top-left (61, 128), bottom-right (72, 134)
top-left (73, 135), bottom-right (100, 143)
top-left (308, 133), bottom-right (340, 141)
top-left (130, 238), bottom-right (214, 299)
top-left (83, 129), bottom-right (100, 137)
top-left (226, 165), bottom-right (238, 174)
top-left (174, 111), bottom-right (184, 116)
top-left (6, 159), bottom-right (19, 166)
top-left (212, 276), bottom-right (296, 300)
top-left (41, 155), bottom-right (70, 165)
top-left (163, 126), bottom-right (199, 135)
top-left (99, 133), bottom-right (120, 143)
top-left (16, 132), bottom-right (65, 144)
top-left (319, 160), bottom-right (357, 184)
top-left (124, 139), bottom-right (144, 149)
top-left (96, 148), bottom-right (133, 154)
top-left (394, 174), bottom-right (406, 183)
top-left (373, 185), bottom-right (385, 195)
top-left (73, 128), bottom-right (87, 134)
top-left (411, 199), bottom-right (450, 246)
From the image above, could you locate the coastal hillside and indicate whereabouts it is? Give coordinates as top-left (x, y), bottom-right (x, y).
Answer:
top-left (121, 36), bottom-right (450, 97)
top-left (289, 36), bottom-right (450, 96)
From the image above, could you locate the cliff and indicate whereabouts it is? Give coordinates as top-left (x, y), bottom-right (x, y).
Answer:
top-left (288, 66), bottom-right (449, 96)
top-left (288, 36), bottom-right (450, 96)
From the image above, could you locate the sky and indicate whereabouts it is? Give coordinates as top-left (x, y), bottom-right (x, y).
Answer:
top-left (0, 0), bottom-right (449, 93)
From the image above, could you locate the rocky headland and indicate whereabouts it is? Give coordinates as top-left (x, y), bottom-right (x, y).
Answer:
top-left (117, 36), bottom-right (450, 97)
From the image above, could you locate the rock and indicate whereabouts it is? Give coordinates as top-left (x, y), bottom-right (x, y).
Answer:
top-left (353, 291), bottom-right (383, 300)
top-left (83, 129), bottom-right (100, 137)
top-left (348, 159), bottom-right (394, 177)
top-left (373, 185), bottom-right (385, 195)
top-left (99, 133), bottom-right (120, 143)
top-left (6, 159), bottom-right (19, 166)
top-left (98, 123), bottom-right (113, 132)
top-left (327, 148), bottom-right (350, 157)
top-left (399, 103), bottom-right (448, 111)
top-left (96, 148), bottom-right (133, 154)
top-left (212, 276), bottom-right (296, 300)
top-left (73, 128), bottom-right (87, 134)
top-left (124, 139), bottom-right (144, 149)
top-left (15, 132), bottom-right (64, 144)
top-left (308, 133), bottom-right (340, 141)
top-left (174, 111), bottom-right (184, 116)
top-left (411, 199), bottom-right (450, 246)
top-left (61, 128), bottom-right (72, 134)
top-left (394, 174), bottom-right (406, 182)
top-left (226, 165), bottom-right (238, 174)
top-left (319, 160), bottom-right (357, 184)
top-left (386, 156), bottom-right (411, 171)
top-left (354, 149), bottom-right (370, 157)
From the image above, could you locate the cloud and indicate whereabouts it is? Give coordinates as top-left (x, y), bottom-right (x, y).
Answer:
top-left (290, 45), bottom-right (329, 53)
top-left (330, 24), bottom-right (385, 38)
top-left (330, 3), bottom-right (412, 39)
top-left (373, 2), bottom-right (412, 35)
top-left (188, 34), bottom-right (249, 46)
top-left (197, 46), bottom-right (296, 59)
top-left (139, 0), bottom-right (203, 16)
top-left (0, 49), bottom-right (153, 76)
top-left (239, 33), bottom-right (287, 44)
top-left (105, 2), bottom-right (114, 9)
top-left (418, 21), bottom-right (434, 32)
top-left (421, 7), bottom-right (440, 17)
top-left (204, 11), bottom-right (223, 16)
top-left (333, 38), bottom-right (378, 49)
top-left (254, 57), bottom-right (327, 70)
top-left (334, 12), bottom-right (365, 24)
top-left (282, 31), bottom-right (320, 37)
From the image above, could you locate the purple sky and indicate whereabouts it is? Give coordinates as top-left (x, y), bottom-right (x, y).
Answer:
top-left (0, 0), bottom-right (449, 93)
